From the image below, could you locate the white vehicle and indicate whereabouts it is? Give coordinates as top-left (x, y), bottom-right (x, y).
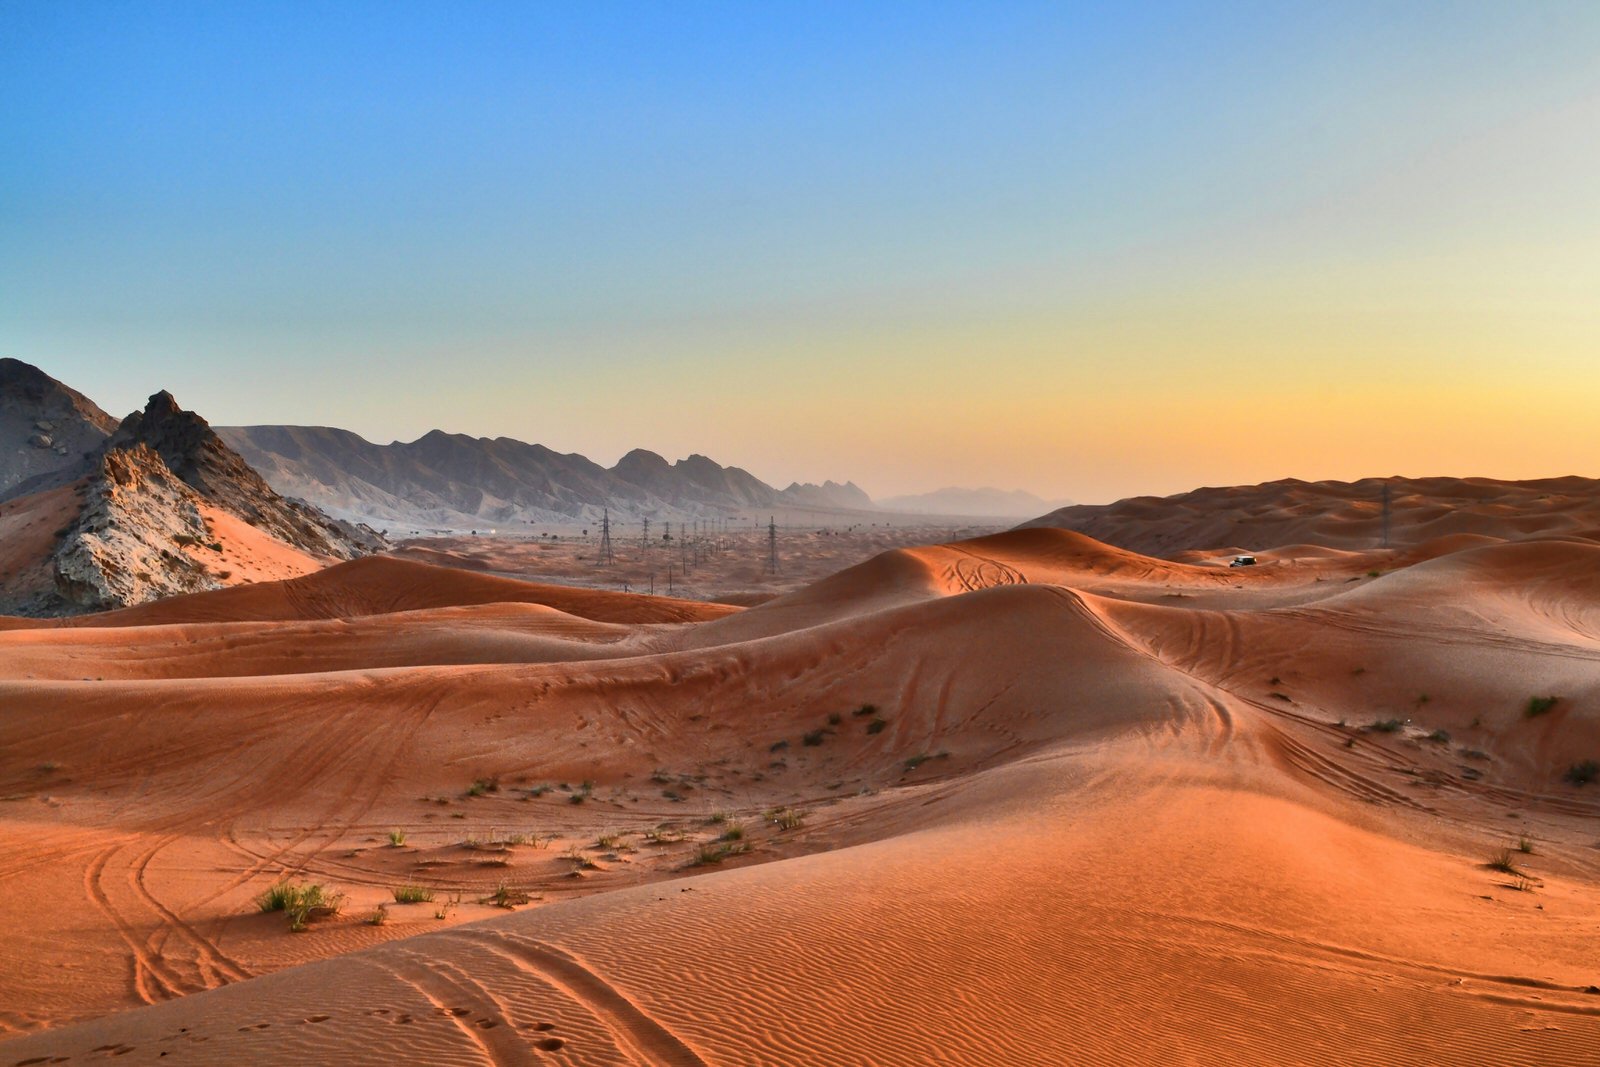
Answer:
top-left (1229, 555), bottom-right (1257, 568)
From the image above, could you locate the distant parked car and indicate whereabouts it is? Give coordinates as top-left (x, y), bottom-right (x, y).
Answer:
top-left (1230, 555), bottom-right (1257, 568)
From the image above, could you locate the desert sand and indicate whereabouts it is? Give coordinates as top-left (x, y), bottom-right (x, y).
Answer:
top-left (1024, 475), bottom-right (1600, 558)
top-left (1, 524), bottom-right (1598, 1065)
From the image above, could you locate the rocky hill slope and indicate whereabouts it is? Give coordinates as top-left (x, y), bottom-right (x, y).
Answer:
top-left (0, 364), bottom-right (382, 615)
top-left (218, 424), bottom-right (874, 530)
top-left (0, 357), bottom-right (119, 497)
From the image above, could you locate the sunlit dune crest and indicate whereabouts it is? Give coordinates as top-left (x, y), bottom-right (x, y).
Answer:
top-left (3, 518), bottom-right (1598, 1064)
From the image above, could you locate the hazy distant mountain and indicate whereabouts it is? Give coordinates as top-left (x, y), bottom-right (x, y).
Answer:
top-left (776, 479), bottom-right (874, 510)
top-left (0, 364), bottom-right (380, 615)
top-left (219, 426), bottom-right (875, 531)
top-left (878, 487), bottom-right (1071, 518)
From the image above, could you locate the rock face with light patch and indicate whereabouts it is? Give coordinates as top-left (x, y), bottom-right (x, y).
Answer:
top-left (0, 366), bottom-right (385, 616)
top-left (53, 443), bottom-right (220, 610)
top-left (0, 357), bottom-right (119, 498)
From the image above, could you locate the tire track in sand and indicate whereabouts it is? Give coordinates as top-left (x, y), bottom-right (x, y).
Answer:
top-left (471, 933), bottom-right (708, 1067)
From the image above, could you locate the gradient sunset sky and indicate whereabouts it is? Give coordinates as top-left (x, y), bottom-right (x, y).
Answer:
top-left (3, 2), bottom-right (1597, 503)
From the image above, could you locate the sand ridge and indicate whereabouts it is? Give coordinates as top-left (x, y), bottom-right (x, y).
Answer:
top-left (1, 526), bottom-right (1598, 1064)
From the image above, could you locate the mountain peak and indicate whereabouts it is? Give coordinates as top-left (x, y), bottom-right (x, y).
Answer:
top-left (0, 358), bottom-right (120, 499)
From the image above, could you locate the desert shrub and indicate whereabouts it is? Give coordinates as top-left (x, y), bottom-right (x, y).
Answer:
top-left (365, 906), bottom-right (389, 926)
top-left (256, 882), bottom-right (298, 913)
top-left (1526, 696), bottom-right (1559, 718)
top-left (1564, 760), bottom-right (1598, 786)
top-left (258, 882), bottom-right (344, 932)
top-left (1369, 719), bottom-right (1404, 733)
top-left (257, 881), bottom-right (340, 916)
top-left (852, 704), bottom-right (878, 717)
top-left (802, 729), bottom-right (826, 747)
top-left (387, 829), bottom-right (406, 846)
top-left (391, 885), bottom-right (435, 904)
top-left (767, 807), bottom-right (804, 831)
top-left (866, 717), bottom-right (888, 735)
top-left (1426, 730), bottom-right (1450, 743)
top-left (481, 883), bottom-right (530, 908)
top-left (692, 842), bottom-right (749, 866)
top-left (467, 777), bottom-right (499, 797)
top-left (645, 828), bottom-right (684, 844)
top-left (1487, 849), bottom-right (1524, 876)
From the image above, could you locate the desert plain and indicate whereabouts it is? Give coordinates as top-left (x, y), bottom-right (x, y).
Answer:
top-left (2, 488), bottom-right (1600, 1065)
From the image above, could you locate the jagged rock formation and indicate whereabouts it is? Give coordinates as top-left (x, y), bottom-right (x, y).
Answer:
top-left (0, 368), bottom-right (384, 616)
top-left (0, 357), bottom-right (119, 497)
top-left (109, 392), bottom-right (381, 562)
top-left (219, 426), bottom-right (876, 531)
top-left (53, 444), bottom-right (220, 609)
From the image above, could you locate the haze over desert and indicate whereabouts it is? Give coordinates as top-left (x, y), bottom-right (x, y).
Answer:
top-left (5, 3), bottom-right (1600, 1065)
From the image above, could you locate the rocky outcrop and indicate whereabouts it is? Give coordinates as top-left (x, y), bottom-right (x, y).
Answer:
top-left (52, 444), bottom-right (221, 610)
top-left (0, 371), bottom-right (385, 616)
top-left (0, 357), bottom-right (119, 498)
top-left (110, 392), bottom-right (382, 561)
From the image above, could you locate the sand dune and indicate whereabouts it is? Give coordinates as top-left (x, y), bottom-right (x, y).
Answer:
top-left (2, 527), bottom-right (1597, 1063)
top-left (41, 555), bottom-right (740, 629)
top-left (1023, 474), bottom-right (1600, 558)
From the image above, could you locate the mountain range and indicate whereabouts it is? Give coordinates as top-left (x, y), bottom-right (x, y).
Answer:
top-left (1, 358), bottom-right (1057, 614)
top-left (0, 359), bottom-right (379, 615)
top-left (217, 425), bottom-right (876, 532)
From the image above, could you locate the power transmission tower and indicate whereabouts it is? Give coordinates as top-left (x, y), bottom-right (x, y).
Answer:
top-left (598, 509), bottom-right (614, 565)
top-left (767, 515), bottom-right (778, 574)
top-left (1381, 481), bottom-right (1392, 549)
top-left (641, 517), bottom-right (650, 553)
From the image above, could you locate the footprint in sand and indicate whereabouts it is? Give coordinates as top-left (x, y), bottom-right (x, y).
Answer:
top-left (535, 1036), bottom-right (566, 1051)
top-left (298, 1014), bottom-right (331, 1024)
top-left (237, 1022), bottom-right (270, 1031)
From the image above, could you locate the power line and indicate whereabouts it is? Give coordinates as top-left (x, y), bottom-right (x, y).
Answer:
top-left (598, 508), bottom-right (614, 565)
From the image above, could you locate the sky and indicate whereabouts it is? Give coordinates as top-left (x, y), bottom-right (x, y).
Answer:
top-left (3, 2), bottom-right (1597, 504)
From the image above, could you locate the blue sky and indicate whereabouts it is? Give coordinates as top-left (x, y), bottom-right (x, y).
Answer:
top-left (3, 2), bottom-right (1597, 501)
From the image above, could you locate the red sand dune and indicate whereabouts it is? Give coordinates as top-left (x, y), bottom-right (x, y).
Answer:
top-left (1, 527), bottom-right (1598, 1064)
top-left (52, 554), bottom-right (740, 628)
top-left (1023, 474), bottom-right (1600, 558)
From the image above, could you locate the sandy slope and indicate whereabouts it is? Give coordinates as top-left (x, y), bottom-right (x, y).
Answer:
top-left (1, 529), bottom-right (1598, 1064)
top-left (1023, 474), bottom-right (1600, 558)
